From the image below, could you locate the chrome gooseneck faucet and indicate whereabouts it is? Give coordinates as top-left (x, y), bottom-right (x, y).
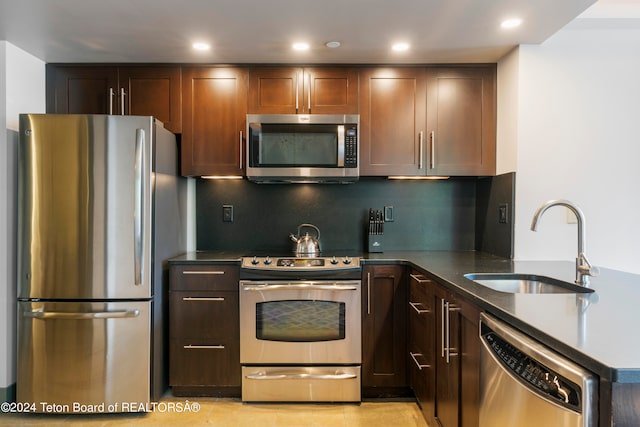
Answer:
top-left (530, 199), bottom-right (598, 286)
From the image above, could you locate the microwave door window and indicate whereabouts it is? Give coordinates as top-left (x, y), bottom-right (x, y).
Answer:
top-left (259, 124), bottom-right (338, 166)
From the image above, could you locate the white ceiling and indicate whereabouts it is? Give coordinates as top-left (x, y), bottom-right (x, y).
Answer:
top-left (0, 0), bottom-right (637, 64)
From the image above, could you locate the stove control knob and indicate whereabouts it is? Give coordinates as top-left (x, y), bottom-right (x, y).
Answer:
top-left (330, 256), bottom-right (339, 265)
top-left (251, 256), bottom-right (259, 265)
top-left (264, 256), bottom-right (272, 265)
top-left (343, 256), bottom-right (352, 265)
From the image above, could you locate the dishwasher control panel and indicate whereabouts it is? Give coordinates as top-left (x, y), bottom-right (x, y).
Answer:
top-left (482, 326), bottom-right (582, 411)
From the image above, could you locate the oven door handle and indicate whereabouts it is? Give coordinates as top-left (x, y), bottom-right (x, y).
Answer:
top-left (245, 372), bottom-right (357, 380)
top-left (242, 283), bottom-right (358, 291)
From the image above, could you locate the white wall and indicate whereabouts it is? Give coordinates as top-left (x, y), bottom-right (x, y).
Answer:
top-left (0, 41), bottom-right (45, 394)
top-left (502, 27), bottom-right (640, 274)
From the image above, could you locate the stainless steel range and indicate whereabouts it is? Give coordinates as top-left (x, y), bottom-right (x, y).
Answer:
top-left (239, 256), bottom-right (362, 402)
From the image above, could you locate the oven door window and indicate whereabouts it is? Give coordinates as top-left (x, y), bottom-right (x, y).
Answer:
top-left (256, 300), bottom-right (345, 342)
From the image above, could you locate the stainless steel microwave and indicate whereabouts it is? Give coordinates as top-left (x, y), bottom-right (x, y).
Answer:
top-left (246, 114), bottom-right (359, 183)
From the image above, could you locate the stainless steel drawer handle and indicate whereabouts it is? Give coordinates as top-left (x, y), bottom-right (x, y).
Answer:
top-left (409, 273), bottom-right (429, 284)
top-left (183, 344), bottom-right (225, 350)
top-left (182, 271), bottom-right (226, 275)
top-left (182, 297), bottom-right (225, 301)
top-left (409, 302), bottom-right (430, 314)
top-left (409, 352), bottom-right (430, 370)
top-left (245, 372), bottom-right (357, 380)
top-left (24, 309), bottom-right (140, 320)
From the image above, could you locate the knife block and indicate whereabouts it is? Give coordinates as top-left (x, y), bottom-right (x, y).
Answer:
top-left (367, 234), bottom-right (384, 253)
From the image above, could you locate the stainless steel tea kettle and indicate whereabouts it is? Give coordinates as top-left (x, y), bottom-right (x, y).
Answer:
top-left (289, 223), bottom-right (321, 256)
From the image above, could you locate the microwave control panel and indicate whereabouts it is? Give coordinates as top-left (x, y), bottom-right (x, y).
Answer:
top-left (345, 127), bottom-right (358, 167)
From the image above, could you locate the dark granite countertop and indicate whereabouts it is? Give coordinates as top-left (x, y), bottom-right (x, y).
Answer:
top-left (168, 250), bottom-right (640, 383)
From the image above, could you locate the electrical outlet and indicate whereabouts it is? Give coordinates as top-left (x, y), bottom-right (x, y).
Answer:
top-left (566, 208), bottom-right (577, 224)
top-left (384, 205), bottom-right (394, 222)
top-left (222, 205), bottom-right (234, 222)
top-left (498, 204), bottom-right (508, 224)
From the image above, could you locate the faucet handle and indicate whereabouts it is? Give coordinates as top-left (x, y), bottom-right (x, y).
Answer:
top-left (578, 253), bottom-right (599, 277)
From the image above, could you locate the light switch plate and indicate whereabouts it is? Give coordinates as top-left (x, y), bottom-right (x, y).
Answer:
top-left (222, 205), bottom-right (234, 222)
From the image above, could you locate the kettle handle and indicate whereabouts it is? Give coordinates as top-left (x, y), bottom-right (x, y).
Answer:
top-left (297, 223), bottom-right (320, 239)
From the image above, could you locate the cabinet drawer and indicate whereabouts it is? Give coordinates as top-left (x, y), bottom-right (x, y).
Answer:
top-left (408, 348), bottom-right (434, 420)
top-left (169, 338), bottom-right (240, 387)
top-left (170, 265), bottom-right (239, 291)
top-left (170, 291), bottom-right (238, 340)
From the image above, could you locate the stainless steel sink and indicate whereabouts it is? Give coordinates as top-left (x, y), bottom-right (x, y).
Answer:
top-left (463, 273), bottom-right (595, 294)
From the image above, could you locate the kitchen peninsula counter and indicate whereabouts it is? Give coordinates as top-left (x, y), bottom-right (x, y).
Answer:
top-left (169, 250), bottom-right (640, 384)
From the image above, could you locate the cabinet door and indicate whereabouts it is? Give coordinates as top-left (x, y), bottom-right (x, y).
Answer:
top-left (305, 67), bottom-right (358, 114)
top-left (434, 285), bottom-right (460, 427)
top-left (426, 66), bottom-right (496, 176)
top-left (182, 67), bottom-right (248, 176)
top-left (433, 281), bottom-right (481, 427)
top-left (46, 66), bottom-right (118, 114)
top-left (362, 264), bottom-right (408, 390)
top-left (359, 68), bottom-right (427, 176)
top-left (248, 67), bottom-right (302, 114)
top-left (118, 66), bottom-right (182, 133)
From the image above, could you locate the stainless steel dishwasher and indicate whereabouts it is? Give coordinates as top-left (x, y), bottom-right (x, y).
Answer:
top-left (479, 313), bottom-right (598, 427)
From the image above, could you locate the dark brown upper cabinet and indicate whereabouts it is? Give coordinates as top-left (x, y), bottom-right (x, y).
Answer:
top-left (359, 65), bottom-right (496, 177)
top-left (181, 67), bottom-right (248, 177)
top-left (426, 66), bottom-right (496, 176)
top-left (248, 67), bottom-right (358, 114)
top-left (46, 65), bottom-right (182, 133)
top-left (359, 67), bottom-right (427, 176)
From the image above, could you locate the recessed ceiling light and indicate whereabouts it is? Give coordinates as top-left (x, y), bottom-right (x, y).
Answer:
top-left (392, 42), bottom-right (410, 52)
top-left (292, 42), bottom-right (310, 51)
top-left (501, 18), bottom-right (522, 29)
top-left (192, 42), bottom-right (211, 51)
top-left (325, 41), bottom-right (341, 49)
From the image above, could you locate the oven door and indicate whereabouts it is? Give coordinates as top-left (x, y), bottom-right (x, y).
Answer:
top-left (239, 280), bottom-right (361, 364)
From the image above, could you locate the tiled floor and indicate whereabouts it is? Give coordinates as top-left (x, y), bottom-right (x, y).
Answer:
top-left (0, 395), bottom-right (429, 426)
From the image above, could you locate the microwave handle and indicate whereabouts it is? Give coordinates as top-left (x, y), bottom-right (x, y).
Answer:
top-left (337, 125), bottom-right (345, 167)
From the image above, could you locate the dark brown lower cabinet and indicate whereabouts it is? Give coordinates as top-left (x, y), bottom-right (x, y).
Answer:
top-left (169, 264), bottom-right (241, 397)
top-left (362, 264), bottom-right (410, 397)
top-left (407, 271), bottom-right (480, 427)
top-left (408, 272), bottom-right (436, 421)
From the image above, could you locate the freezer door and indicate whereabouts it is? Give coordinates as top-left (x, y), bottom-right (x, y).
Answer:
top-left (18, 114), bottom-right (155, 299)
top-left (17, 301), bottom-right (151, 413)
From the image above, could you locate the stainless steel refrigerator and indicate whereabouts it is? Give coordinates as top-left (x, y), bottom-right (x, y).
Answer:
top-left (16, 114), bottom-right (187, 413)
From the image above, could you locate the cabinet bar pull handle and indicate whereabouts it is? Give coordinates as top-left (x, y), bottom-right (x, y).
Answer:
top-left (182, 271), bottom-right (226, 275)
top-left (108, 87), bottom-right (115, 115)
top-left (295, 72), bottom-right (299, 113)
top-left (239, 131), bottom-right (243, 169)
top-left (409, 352), bottom-right (430, 370)
top-left (409, 302), bottom-right (430, 314)
top-left (445, 302), bottom-right (460, 363)
top-left (409, 273), bottom-right (429, 284)
top-left (441, 299), bottom-right (446, 358)
top-left (430, 131), bottom-right (435, 169)
top-left (307, 73), bottom-right (311, 113)
top-left (182, 297), bottom-right (225, 302)
top-left (120, 87), bottom-right (126, 115)
top-left (418, 131), bottom-right (424, 169)
top-left (183, 345), bottom-right (225, 350)
top-left (445, 300), bottom-right (451, 363)
top-left (367, 272), bottom-right (371, 315)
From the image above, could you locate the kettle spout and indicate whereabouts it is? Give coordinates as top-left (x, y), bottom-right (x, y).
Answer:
top-left (289, 233), bottom-right (299, 243)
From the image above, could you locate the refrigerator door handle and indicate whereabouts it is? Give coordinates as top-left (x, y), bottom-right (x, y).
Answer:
top-left (24, 309), bottom-right (141, 319)
top-left (134, 129), bottom-right (145, 286)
